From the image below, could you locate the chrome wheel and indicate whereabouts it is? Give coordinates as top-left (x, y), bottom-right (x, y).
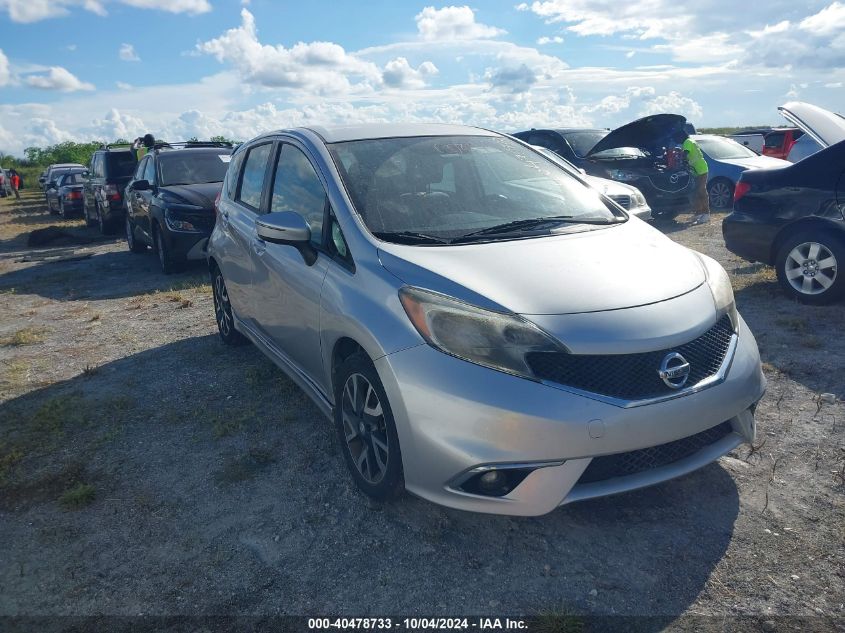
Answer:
top-left (341, 373), bottom-right (389, 485)
top-left (784, 241), bottom-right (838, 296)
top-left (213, 273), bottom-right (233, 337)
top-left (708, 180), bottom-right (733, 209)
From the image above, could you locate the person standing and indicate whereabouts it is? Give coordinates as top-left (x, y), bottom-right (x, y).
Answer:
top-left (10, 170), bottom-right (21, 200)
top-left (675, 130), bottom-right (710, 224)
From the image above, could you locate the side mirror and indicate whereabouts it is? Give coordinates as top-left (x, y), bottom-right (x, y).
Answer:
top-left (256, 211), bottom-right (316, 265)
top-left (579, 168), bottom-right (587, 176)
top-left (133, 179), bottom-right (150, 191)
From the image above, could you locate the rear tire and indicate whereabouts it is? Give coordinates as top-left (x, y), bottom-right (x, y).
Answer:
top-left (707, 178), bottom-right (734, 210)
top-left (211, 265), bottom-right (247, 346)
top-left (97, 203), bottom-right (117, 235)
top-left (334, 353), bottom-right (404, 502)
top-left (775, 231), bottom-right (844, 305)
top-left (84, 200), bottom-right (96, 227)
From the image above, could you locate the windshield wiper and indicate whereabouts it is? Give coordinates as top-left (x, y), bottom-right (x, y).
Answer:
top-left (452, 215), bottom-right (616, 242)
top-left (372, 230), bottom-right (449, 245)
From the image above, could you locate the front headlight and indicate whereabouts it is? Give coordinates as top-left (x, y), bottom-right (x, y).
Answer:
top-left (165, 206), bottom-right (204, 233)
top-left (696, 253), bottom-right (738, 330)
top-left (608, 169), bottom-right (637, 182)
top-left (399, 287), bottom-right (566, 380)
top-left (631, 191), bottom-right (647, 207)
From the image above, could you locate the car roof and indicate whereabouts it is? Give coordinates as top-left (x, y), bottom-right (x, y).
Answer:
top-left (156, 146), bottom-right (233, 157)
top-left (275, 123), bottom-right (498, 144)
top-left (49, 163), bottom-right (84, 168)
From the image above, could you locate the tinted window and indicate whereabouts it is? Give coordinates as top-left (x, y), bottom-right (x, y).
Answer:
top-left (225, 150), bottom-right (245, 200)
top-left (696, 136), bottom-right (757, 160)
top-left (134, 157), bottom-right (148, 180)
top-left (330, 135), bottom-right (619, 243)
top-left (143, 158), bottom-right (156, 183)
top-left (764, 132), bottom-right (785, 148)
top-left (237, 144), bottom-right (272, 210)
top-left (106, 152), bottom-right (137, 178)
top-left (158, 151), bottom-right (231, 186)
top-left (270, 145), bottom-right (326, 246)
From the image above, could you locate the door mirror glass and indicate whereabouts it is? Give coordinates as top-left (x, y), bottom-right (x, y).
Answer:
top-left (133, 179), bottom-right (150, 191)
top-left (331, 222), bottom-right (348, 258)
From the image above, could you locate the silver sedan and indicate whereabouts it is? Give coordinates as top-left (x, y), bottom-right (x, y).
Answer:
top-left (207, 124), bottom-right (765, 516)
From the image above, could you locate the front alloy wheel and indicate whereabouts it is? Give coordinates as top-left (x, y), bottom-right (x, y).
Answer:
top-left (776, 233), bottom-right (844, 305)
top-left (334, 353), bottom-right (404, 501)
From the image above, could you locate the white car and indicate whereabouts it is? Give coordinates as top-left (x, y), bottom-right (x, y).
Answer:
top-left (532, 146), bottom-right (652, 220)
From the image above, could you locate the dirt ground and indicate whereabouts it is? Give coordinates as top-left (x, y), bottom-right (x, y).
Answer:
top-left (0, 189), bottom-right (843, 630)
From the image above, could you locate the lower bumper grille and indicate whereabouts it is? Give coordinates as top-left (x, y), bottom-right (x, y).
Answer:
top-left (577, 421), bottom-right (734, 484)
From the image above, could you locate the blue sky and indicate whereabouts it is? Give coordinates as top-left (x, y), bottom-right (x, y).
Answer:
top-left (1, 0), bottom-right (844, 155)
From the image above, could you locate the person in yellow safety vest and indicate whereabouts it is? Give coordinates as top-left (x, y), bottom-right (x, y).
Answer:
top-left (675, 130), bottom-right (710, 224)
top-left (131, 134), bottom-right (156, 162)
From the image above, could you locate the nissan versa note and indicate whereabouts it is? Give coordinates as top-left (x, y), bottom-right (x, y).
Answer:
top-left (208, 124), bottom-right (765, 516)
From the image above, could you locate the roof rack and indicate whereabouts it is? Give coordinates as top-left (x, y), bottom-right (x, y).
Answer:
top-left (152, 141), bottom-right (233, 151)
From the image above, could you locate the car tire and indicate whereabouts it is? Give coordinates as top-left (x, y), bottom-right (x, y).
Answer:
top-left (211, 265), bottom-right (247, 346)
top-left (126, 214), bottom-right (146, 253)
top-left (97, 203), bottom-right (117, 235)
top-left (775, 231), bottom-right (845, 305)
top-left (333, 352), bottom-right (404, 502)
top-left (707, 178), bottom-right (734, 210)
top-left (48, 198), bottom-right (58, 215)
top-left (84, 200), bottom-right (96, 227)
top-left (58, 200), bottom-right (67, 219)
top-left (154, 225), bottom-right (180, 274)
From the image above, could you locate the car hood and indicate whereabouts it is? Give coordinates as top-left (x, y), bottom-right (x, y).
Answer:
top-left (159, 182), bottom-right (222, 209)
top-left (720, 155), bottom-right (790, 170)
top-left (778, 101), bottom-right (845, 148)
top-left (583, 174), bottom-right (636, 196)
top-left (377, 219), bottom-right (705, 315)
top-left (587, 114), bottom-right (687, 156)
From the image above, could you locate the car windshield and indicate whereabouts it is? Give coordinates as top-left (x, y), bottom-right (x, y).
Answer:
top-left (696, 137), bottom-right (758, 160)
top-left (329, 135), bottom-right (622, 244)
top-left (561, 131), bottom-right (609, 157)
top-left (158, 152), bottom-right (232, 186)
top-left (107, 152), bottom-right (137, 178)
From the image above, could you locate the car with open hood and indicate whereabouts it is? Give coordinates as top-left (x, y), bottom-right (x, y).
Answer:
top-left (125, 142), bottom-right (233, 273)
top-left (724, 101), bottom-right (845, 305)
top-left (514, 115), bottom-right (693, 221)
top-left (207, 123), bottom-right (764, 516)
top-left (692, 134), bottom-right (789, 210)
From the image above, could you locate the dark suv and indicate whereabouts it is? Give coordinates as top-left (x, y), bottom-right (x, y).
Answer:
top-left (83, 146), bottom-right (138, 234)
top-left (514, 115), bottom-right (694, 221)
top-left (124, 142), bottom-right (233, 274)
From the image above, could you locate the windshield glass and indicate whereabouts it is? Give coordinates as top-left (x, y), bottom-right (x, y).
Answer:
top-left (561, 131), bottom-right (608, 157)
top-left (696, 136), bottom-right (757, 160)
top-left (158, 151), bottom-right (232, 186)
top-left (329, 135), bottom-right (621, 244)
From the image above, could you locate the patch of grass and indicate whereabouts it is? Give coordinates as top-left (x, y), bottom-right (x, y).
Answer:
top-left (532, 609), bottom-right (585, 633)
top-left (801, 336), bottom-right (823, 349)
top-left (210, 409), bottom-right (255, 438)
top-left (0, 326), bottom-right (48, 346)
top-left (82, 364), bottom-right (100, 378)
top-left (59, 482), bottom-right (95, 509)
top-left (214, 449), bottom-right (274, 484)
top-left (0, 287), bottom-right (16, 295)
top-left (775, 317), bottom-right (807, 332)
top-left (0, 445), bottom-right (25, 483)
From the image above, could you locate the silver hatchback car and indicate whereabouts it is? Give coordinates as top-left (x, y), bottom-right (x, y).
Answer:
top-left (208, 124), bottom-right (765, 516)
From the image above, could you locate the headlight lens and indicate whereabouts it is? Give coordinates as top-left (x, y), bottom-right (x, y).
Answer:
top-left (608, 169), bottom-right (637, 182)
top-left (631, 191), bottom-right (647, 207)
top-left (696, 253), bottom-right (738, 330)
top-left (399, 287), bottom-right (565, 380)
top-left (165, 206), bottom-right (203, 232)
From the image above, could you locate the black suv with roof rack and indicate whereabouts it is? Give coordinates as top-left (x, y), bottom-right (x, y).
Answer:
top-left (84, 144), bottom-right (139, 234)
top-left (124, 141), bottom-right (233, 274)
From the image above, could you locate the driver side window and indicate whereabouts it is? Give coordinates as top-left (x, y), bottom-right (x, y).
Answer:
top-left (270, 144), bottom-right (327, 248)
top-left (143, 157), bottom-right (156, 184)
top-left (134, 157), bottom-right (148, 181)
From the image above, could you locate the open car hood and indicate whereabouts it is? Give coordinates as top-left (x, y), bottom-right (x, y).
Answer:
top-left (587, 114), bottom-right (687, 156)
top-left (778, 101), bottom-right (845, 148)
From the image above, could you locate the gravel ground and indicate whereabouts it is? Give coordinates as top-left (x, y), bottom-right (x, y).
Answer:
top-left (0, 190), bottom-right (843, 631)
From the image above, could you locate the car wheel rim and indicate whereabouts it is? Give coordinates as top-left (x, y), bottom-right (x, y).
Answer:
top-left (213, 274), bottom-right (233, 337)
top-left (341, 373), bottom-right (388, 485)
top-left (785, 241), bottom-right (838, 295)
top-left (709, 182), bottom-right (731, 208)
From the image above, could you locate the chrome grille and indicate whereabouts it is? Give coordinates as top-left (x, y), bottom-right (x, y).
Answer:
top-left (525, 315), bottom-right (735, 401)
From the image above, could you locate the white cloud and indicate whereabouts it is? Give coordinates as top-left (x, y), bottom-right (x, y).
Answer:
top-left (119, 43), bottom-right (140, 62)
top-left (415, 5), bottom-right (505, 41)
top-left (0, 0), bottom-right (208, 23)
top-left (536, 35), bottom-right (563, 45)
top-left (0, 49), bottom-right (10, 87)
top-left (799, 2), bottom-right (845, 36)
top-left (25, 66), bottom-right (95, 91)
top-left (116, 81), bottom-right (133, 89)
top-left (382, 57), bottom-right (438, 88)
top-left (638, 91), bottom-right (703, 121)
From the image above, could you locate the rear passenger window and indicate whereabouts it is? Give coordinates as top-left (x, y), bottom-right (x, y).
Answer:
top-left (237, 143), bottom-right (273, 211)
top-left (270, 145), bottom-right (326, 247)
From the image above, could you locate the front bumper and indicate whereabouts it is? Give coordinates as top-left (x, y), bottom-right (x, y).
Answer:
top-left (375, 314), bottom-right (764, 516)
top-left (164, 228), bottom-right (210, 261)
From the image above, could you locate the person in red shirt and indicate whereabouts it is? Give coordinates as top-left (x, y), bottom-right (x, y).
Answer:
top-left (10, 171), bottom-right (21, 200)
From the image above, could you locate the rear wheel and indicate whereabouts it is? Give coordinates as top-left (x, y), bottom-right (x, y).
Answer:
top-left (84, 200), bottom-right (96, 227)
top-left (707, 178), bottom-right (734, 210)
top-left (334, 353), bottom-right (404, 501)
top-left (97, 203), bottom-right (117, 235)
top-left (211, 265), bottom-right (247, 345)
top-left (775, 231), bottom-right (844, 305)
top-left (126, 214), bottom-right (146, 253)
top-left (58, 199), bottom-right (68, 219)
